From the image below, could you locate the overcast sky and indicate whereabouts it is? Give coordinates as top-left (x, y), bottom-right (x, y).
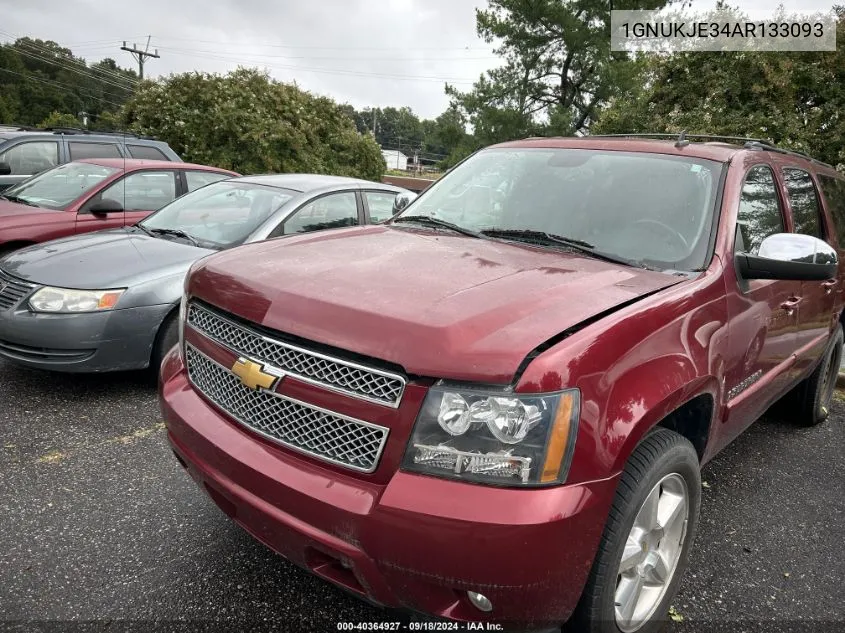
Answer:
top-left (0, 0), bottom-right (838, 120)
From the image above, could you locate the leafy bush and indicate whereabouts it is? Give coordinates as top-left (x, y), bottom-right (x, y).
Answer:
top-left (119, 68), bottom-right (386, 180)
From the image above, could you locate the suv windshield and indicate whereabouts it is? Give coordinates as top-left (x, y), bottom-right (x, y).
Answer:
top-left (139, 181), bottom-right (295, 248)
top-left (1, 162), bottom-right (118, 209)
top-left (399, 148), bottom-right (724, 270)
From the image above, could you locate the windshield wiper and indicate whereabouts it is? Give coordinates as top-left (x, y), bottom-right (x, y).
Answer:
top-left (0, 194), bottom-right (39, 207)
top-left (148, 227), bottom-right (200, 247)
top-left (392, 215), bottom-right (487, 239)
top-left (480, 228), bottom-right (655, 270)
top-left (134, 224), bottom-right (155, 237)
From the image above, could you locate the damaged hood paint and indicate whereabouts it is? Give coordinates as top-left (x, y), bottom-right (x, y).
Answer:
top-left (188, 225), bottom-right (686, 383)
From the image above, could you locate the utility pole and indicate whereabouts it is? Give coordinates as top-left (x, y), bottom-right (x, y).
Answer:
top-left (121, 36), bottom-right (159, 80)
top-left (372, 108), bottom-right (377, 137)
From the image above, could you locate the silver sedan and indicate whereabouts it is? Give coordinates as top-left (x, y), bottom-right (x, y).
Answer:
top-left (0, 174), bottom-right (413, 374)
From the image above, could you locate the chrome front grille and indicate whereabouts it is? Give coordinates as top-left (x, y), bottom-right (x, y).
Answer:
top-left (0, 269), bottom-right (35, 310)
top-left (187, 302), bottom-right (406, 407)
top-left (186, 346), bottom-right (389, 472)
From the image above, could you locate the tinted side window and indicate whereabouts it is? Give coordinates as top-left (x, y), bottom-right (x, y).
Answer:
top-left (0, 141), bottom-right (59, 175)
top-left (818, 175), bottom-right (845, 248)
top-left (364, 191), bottom-right (397, 222)
top-left (783, 168), bottom-right (823, 238)
top-left (736, 165), bottom-right (784, 255)
top-left (127, 144), bottom-right (167, 160)
top-left (100, 171), bottom-right (177, 210)
top-left (185, 170), bottom-right (230, 192)
top-left (284, 192), bottom-right (358, 234)
top-left (69, 142), bottom-right (122, 160)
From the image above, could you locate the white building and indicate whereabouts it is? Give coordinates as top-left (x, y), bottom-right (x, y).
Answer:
top-left (382, 149), bottom-right (408, 171)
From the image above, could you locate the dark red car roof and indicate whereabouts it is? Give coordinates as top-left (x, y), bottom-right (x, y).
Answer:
top-left (76, 157), bottom-right (239, 175)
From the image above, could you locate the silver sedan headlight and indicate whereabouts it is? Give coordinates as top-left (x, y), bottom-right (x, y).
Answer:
top-left (402, 384), bottom-right (580, 486)
top-left (29, 286), bottom-right (126, 313)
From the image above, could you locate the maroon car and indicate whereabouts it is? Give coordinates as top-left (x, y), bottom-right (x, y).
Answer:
top-left (160, 135), bottom-right (845, 631)
top-left (0, 158), bottom-right (238, 256)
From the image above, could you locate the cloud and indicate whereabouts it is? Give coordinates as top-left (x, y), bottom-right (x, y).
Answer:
top-left (1, 0), bottom-right (499, 119)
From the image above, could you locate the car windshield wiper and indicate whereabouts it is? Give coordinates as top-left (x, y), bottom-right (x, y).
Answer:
top-left (392, 215), bottom-right (486, 239)
top-left (480, 228), bottom-right (655, 270)
top-left (148, 227), bottom-right (200, 247)
top-left (135, 224), bottom-right (155, 237)
top-left (0, 194), bottom-right (39, 207)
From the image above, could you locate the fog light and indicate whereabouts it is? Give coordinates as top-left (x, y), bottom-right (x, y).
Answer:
top-left (467, 591), bottom-right (492, 612)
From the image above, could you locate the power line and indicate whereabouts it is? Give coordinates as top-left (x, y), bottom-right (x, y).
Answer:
top-left (151, 35), bottom-right (495, 51)
top-left (10, 46), bottom-right (137, 93)
top-left (21, 38), bottom-right (139, 86)
top-left (160, 48), bottom-right (477, 84)
top-left (0, 67), bottom-right (126, 109)
top-left (154, 45), bottom-right (497, 62)
top-left (0, 32), bottom-right (138, 88)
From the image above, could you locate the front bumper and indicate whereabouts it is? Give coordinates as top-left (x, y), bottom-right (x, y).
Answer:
top-left (160, 348), bottom-right (618, 629)
top-left (0, 302), bottom-right (173, 372)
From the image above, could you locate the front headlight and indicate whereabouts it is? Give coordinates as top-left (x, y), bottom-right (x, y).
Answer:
top-left (29, 286), bottom-right (126, 313)
top-left (402, 385), bottom-right (580, 486)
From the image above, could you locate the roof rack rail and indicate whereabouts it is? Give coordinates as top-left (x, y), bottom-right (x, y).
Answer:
top-left (587, 132), bottom-right (834, 169)
top-left (588, 132), bottom-right (772, 145)
top-left (743, 140), bottom-right (834, 169)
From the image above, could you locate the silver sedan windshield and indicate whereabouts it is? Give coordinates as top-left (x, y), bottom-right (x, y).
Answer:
top-left (140, 181), bottom-right (296, 248)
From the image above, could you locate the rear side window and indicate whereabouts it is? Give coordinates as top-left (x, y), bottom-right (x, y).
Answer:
top-left (100, 171), bottom-right (177, 210)
top-left (0, 141), bottom-right (59, 175)
top-left (736, 165), bottom-right (784, 255)
top-left (364, 191), bottom-right (398, 222)
top-left (783, 168), bottom-right (823, 238)
top-left (185, 170), bottom-right (230, 192)
top-left (817, 175), bottom-right (845, 248)
top-left (69, 142), bottom-right (122, 160)
top-left (127, 144), bottom-right (167, 161)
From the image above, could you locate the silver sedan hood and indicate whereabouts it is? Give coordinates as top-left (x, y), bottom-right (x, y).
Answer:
top-left (1, 228), bottom-right (214, 289)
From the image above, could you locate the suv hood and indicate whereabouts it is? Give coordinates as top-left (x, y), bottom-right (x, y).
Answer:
top-left (189, 226), bottom-right (685, 384)
top-left (2, 228), bottom-right (213, 288)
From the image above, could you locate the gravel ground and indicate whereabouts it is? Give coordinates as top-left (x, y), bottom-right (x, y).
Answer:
top-left (0, 360), bottom-right (842, 633)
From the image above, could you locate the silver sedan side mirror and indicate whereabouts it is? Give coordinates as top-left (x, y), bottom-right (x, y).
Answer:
top-left (392, 191), bottom-right (417, 215)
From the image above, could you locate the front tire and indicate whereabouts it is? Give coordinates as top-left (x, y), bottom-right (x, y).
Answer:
top-left (571, 428), bottom-right (701, 633)
top-left (150, 312), bottom-right (179, 378)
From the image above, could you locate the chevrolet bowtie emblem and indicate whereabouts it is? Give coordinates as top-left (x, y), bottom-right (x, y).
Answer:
top-left (231, 357), bottom-right (279, 391)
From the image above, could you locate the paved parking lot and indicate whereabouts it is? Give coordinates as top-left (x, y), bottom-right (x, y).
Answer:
top-left (0, 359), bottom-right (843, 632)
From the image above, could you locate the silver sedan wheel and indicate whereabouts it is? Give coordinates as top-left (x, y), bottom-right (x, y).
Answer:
top-left (615, 473), bottom-right (689, 632)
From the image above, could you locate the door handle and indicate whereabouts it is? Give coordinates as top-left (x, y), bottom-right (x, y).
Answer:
top-left (822, 280), bottom-right (838, 295)
top-left (780, 296), bottom-right (802, 315)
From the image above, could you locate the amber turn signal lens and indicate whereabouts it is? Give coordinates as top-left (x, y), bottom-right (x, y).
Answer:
top-left (97, 292), bottom-right (123, 310)
top-left (541, 393), bottom-right (574, 483)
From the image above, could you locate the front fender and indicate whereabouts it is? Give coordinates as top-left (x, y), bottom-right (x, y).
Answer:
top-left (516, 266), bottom-right (729, 483)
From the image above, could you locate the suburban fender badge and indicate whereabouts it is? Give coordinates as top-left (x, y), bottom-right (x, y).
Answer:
top-left (231, 357), bottom-right (281, 391)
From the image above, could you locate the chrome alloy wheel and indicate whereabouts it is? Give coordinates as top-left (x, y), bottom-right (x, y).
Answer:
top-left (615, 473), bottom-right (689, 632)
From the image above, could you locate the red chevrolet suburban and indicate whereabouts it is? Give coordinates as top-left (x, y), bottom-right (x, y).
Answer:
top-left (160, 136), bottom-right (845, 632)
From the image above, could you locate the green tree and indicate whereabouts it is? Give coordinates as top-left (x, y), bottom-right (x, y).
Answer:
top-left (446, 0), bottom-right (672, 144)
top-left (592, 8), bottom-right (845, 169)
top-left (0, 38), bottom-right (136, 127)
top-left (118, 68), bottom-right (385, 180)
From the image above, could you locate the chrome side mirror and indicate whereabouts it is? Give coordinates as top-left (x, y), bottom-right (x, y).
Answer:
top-left (392, 191), bottom-right (417, 215)
top-left (738, 233), bottom-right (838, 281)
